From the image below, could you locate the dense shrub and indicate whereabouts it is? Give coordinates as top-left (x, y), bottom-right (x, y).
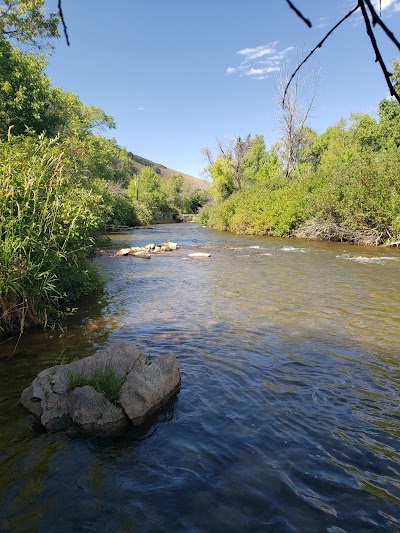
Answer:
top-left (0, 134), bottom-right (106, 334)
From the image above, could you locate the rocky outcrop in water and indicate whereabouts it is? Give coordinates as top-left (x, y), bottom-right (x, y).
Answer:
top-left (20, 342), bottom-right (181, 436)
top-left (115, 241), bottom-right (179, 257)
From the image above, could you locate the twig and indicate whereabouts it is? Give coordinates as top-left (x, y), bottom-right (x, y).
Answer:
top-left (364, 0), bottom-right (400, 50)
top-left (285, 1), bottom-right (312, 28)
top-left (359, 0), bottom-right (400, 103)
top-left (283, 5), bottom-right (359, 106)
top-left (58, 0), bottom-right (70, 46)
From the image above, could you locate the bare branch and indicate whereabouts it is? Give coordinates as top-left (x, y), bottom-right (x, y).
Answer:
top-left (359, 0), bottom-right (400, 103)
top-left (285, 1), bottom-right (312, 28)
top-left (201, 146), bottom-right (213, 166)
top-left (283, 4), bottom-right (359, 107)
top-left (364, 0), bottom-right (400, 50)
top-left (58, 0), bottom-right (70, 46)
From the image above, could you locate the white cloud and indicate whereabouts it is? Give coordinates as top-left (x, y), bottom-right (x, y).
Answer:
top-left (246, 67), bottom-right (280, 76)
top-left (237, 43), bottom-right (278, 60)
top-left (227, 42), bottom-right (294, 80)
top-left (371, 0), bottom-right (400, 10)
top-left (137, 107), bottom-right (144, 111)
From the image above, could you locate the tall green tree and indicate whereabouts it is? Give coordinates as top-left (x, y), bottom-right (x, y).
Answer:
top-left (44, 87), bottom-right (115, 139)
top-left (0, 36), bottom-right (50, 137)
top-left (128, 166), bottom-right (166, 211)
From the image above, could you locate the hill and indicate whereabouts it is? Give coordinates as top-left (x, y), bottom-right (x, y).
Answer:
top-left (128, 153), bottom-right (209, 191)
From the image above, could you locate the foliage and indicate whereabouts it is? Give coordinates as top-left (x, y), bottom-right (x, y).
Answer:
top-left (0, 0), bottom-right (59, 49)
top-left (44, 87), bottom-right (115, 139)
top-left (0, 36), bottom-right (51, 138)
top-left (0, 133), bottom-right (106, 334)
top-left (106, 193), bottom-right (139, 227)
top-left (128, 167), bottom-right (160, 206)
top-left (203, 78), bottom-right (400, 245)
top-left (67, 365), bottom-right (125, 403)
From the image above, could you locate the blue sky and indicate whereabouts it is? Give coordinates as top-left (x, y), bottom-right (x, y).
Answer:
top-left (44, 0), bottom-right (400, 178)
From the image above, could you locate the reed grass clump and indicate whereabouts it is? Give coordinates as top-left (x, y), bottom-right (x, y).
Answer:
top-left (0, 133), bottom-right (106, 335)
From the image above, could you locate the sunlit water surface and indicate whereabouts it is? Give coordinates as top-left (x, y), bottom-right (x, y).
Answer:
top-left (1, 224), bottom-right (399, 532)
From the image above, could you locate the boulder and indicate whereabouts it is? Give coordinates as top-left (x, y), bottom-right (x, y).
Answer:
top-left (68, 386), bottom-right (128, 435)
top-left (119, 352), bottom-right (181, 425)
top-left (131, 251), bottom-right (151, 259)
top-left (188, 252), bottom-right (211, 258)
top-left (115, 248), bottom-right (131, 257)
top-left (159, 241), bottom-right (178, 251)
top-left (20, 342), bottom-right (181, 436)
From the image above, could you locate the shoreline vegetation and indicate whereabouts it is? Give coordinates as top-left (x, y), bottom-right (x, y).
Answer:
top-left (0, 31), bottom-right (207, 337)
top-left (198, 65), bottom-right (400, 247)
top-left (1, 3), bottom-right (399, 336)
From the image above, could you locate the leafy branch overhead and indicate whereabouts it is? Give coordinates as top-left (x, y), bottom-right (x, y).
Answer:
top-left (284, 0), bottom-right (400, 105)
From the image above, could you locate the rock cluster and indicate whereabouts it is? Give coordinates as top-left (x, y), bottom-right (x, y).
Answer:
top-left (20, 342), bottom-right (181, 436)
top-left (115, 241), bottom-right (179, 258)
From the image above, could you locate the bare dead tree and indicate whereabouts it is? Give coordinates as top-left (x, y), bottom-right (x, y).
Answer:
top-left (276, 58), bottom-right (320, 178)
top-left (284, 1), bottom-right (400, 105)
top-left (201, 145), bottom-right (213, 166)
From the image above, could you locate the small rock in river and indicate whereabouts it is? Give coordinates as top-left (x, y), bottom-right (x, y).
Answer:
top-left (188, 253), bottom-right (211, 258)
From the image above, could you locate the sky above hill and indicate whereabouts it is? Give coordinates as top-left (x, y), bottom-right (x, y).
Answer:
top-left (44, 0), bottom-right (400, 179)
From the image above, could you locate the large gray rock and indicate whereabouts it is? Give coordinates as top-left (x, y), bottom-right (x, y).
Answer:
top-left (68, 386), bottom-right (129, 435)
top-left (119, 352), bottom-right (181, 425)
top-left (20, 342), bottom-right (180, 436)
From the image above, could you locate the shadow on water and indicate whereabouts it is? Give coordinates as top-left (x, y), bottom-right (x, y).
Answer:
top-left (0, 224), bottom-right (399, 532)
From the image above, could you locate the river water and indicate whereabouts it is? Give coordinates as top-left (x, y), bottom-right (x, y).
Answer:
top-left (0, 223), bottom-right (399, 532)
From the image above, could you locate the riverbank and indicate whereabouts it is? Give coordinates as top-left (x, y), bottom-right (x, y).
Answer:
top-left (199, 148), bottom-right (400, 248)
top-left (200, 211), bottom-right (400, 247)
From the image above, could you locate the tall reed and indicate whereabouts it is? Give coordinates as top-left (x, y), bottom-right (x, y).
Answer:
top-left (0, 133), bottom-right (105, 335)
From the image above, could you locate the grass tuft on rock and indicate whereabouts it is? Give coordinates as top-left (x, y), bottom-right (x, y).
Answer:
top-left (67, 365), bottom-right (125, 403)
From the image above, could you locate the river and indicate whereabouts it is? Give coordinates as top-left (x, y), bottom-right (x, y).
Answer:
top-left (0, 223), bottom-right (399, 532)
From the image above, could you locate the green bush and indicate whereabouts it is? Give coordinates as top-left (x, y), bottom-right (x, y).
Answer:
top-left (0, 134), bottom-right (106, 334)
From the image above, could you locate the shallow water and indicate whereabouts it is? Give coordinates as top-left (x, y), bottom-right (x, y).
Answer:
top-left (1, 224), bottom-right (399, 532)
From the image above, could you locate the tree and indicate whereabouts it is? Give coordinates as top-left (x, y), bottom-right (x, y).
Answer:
top-left (0, 36), bottom-right (51, 137)
top-left (44, 87), bottom-right (115, 139)
top-left (128, 166), bottom-right (165, 210)
top-left (161, 174), bottom-right (184, 212)
top-left (0, 0), bottom-right (59, 49)
top-left (206, 135), bottom-right (252, 199)
top-left (206, 134), bottom-right (282, 200)
top-left (377, 59), bottom-right (400, 148)
top-left (275, 59), bottom-right (320, 178)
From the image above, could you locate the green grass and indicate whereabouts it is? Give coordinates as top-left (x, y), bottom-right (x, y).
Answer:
top-left (0, 133), bottom-right (105, 335)
top-left (67, 365), bottom-right (126, 403)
